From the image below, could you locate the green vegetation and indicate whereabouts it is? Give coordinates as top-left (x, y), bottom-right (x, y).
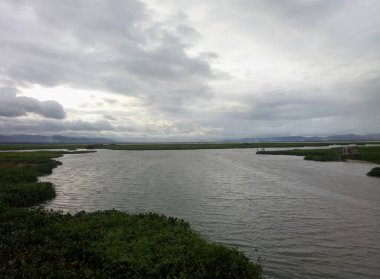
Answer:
top-left (0, 182), bottom-right (55, 208)
top-left (0, 151), bottom-right (263, 278)
top-left (256, 147), bottom-right (344, 161)
top-left (257, 146), bottom-right (380, 177)
top-left (349, 146), bottom-right (380, 164)
top-left (96, 142), bottom-right (380, 151)
top-left (367, 167), bottom-right (380, 177)
top-left (0, 144), bottom-right (88, 151)
top-left (0, 144), bottom-right (87, 151)
top-left (2, 141), bottom-right (380, 151)
top-left (0, 151), bottom-right (92, 207)
top-left (0, 209), bottom-right (262, 278)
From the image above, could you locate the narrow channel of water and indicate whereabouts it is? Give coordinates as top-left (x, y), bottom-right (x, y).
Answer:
top-left (42, 149), bottom-right (380, 279)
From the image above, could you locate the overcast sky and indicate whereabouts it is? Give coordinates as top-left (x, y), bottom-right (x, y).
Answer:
top-left (0, 0), bottom-right (379, 140)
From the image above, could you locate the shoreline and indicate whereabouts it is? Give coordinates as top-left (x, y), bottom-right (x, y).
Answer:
top-left (257, 146), bottom-right (380, 177)
top-left (0, 150), bottom-right (263, 278)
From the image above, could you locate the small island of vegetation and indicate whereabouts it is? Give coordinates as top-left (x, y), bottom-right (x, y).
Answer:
top-left (0, 150), bottom-right (262, 278)
top-left (257, 146), bottom-right (380, 177)
top-left (367, 167), bottom-right (380, 177)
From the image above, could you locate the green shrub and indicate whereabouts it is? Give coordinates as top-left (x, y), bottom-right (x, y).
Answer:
top-left (367, 167), bottom-right (380, 177)
top-left (0, 209), bottom-right (263, 279)
top-left (0, 150), bottom-right (93, 208)
top-left (0, 182), bottom-right (56, 207)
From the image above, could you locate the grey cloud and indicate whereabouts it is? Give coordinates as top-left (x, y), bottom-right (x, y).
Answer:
top-left (126, 42), bottom-right (212, 80)
top-left (216, 0), bottom-right (348, 29)
top-left (0, 115), bottom-right (222, 139)
top-left (226, 84), bottom-right (375, 121)
top-left (59, 120), bottom-right (114, 132)
top-left (103, 98), bottom-right (118, 105)
top-left (0, 0), bottom-right (215, 116)
top-left (0, 87), bottom-right (66, 119)
top-left (230, 93), bottom-right (340, 121)
top-left (209, 0), bottom-right (380, 60)
top-left (104, 115), bottom-right (117, 121)
top-left (0, 118), bottom-right (114, 134)
top-left (136, 120), bottom-right (222, 138)
top-left (253, 0), bottom-right (347, 26)
top-left (0, 0), bottom-right (379, 139)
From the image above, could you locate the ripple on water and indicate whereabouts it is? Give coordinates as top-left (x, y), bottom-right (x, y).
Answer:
top-left (42, 149), bottom-right (380, 279)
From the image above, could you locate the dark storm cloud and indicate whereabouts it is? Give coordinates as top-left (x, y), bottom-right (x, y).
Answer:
top-left (0, 118), bottom-right (114, 134)
top-left (0, 0), bottom-right (215, 114)
top-left (0, 87), bottom-right (66, 119)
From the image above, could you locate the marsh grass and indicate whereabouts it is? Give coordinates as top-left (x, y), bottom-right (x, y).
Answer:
top-left (0, 144), bottom-right (87, 150)
top-left (0, 151), bottom-right (94, 208)
top-left (0, 182), bottom-right (56, 208)
top-left (102, 142), bottom-right (350, 150)
top-left (256, 148), bottom-right (343, 161)
top-left (257, 146), bottom-right (380, 177)
top-left (2, 141), bottom-right (379, 151)
top-left (0, 152), bottom-right (64, 208)
top-left (0, 209), bottom-right (262, 278)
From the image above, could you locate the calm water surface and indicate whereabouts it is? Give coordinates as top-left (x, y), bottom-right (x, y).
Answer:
top-left (42, 149), bottom-right (380, 279)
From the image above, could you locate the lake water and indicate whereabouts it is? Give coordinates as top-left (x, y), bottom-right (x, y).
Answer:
top-left (42, 149), bottom-right (380, 279)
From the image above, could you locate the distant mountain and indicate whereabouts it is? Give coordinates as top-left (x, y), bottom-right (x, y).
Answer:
top-left (232, 134), bottom-right (380, 143)
top-left (0, 135), bottom-right (116, 144)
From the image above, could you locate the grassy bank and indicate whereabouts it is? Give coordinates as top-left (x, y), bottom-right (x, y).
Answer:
top-left (0, 151), bottom-right (93, 207)
top-left (0, 209), bottom-right (262, 278)
top-left (0, 151), bottom-right (263, 278)
top-left (257, 146), bottom-right (380, 177)
top-left (2, 142), bottom-right (379, 151)
top-left (0, 144), bottom-right (87, 151)
top-left (94, 142), bottom-right (380, 151)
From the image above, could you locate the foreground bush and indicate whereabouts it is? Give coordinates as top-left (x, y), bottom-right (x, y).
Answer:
top-left (0, 151), bottom-right (95, 208)
top-left (0, 152), bottom-right (64, 209)
top-left (0, 182), bottom-right (56, 208)
top-left (367, 167), bottom-right (380, 177)
top-left (0, 209), bottom-right (262, 279)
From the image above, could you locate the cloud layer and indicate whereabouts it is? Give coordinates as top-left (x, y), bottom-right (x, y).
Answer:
top-left (0, 0), bottom-right (379, 139)
top-left (0, 87), bottom-right (66, 119)
top-left (0, 0), bottom-right (215, 111)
